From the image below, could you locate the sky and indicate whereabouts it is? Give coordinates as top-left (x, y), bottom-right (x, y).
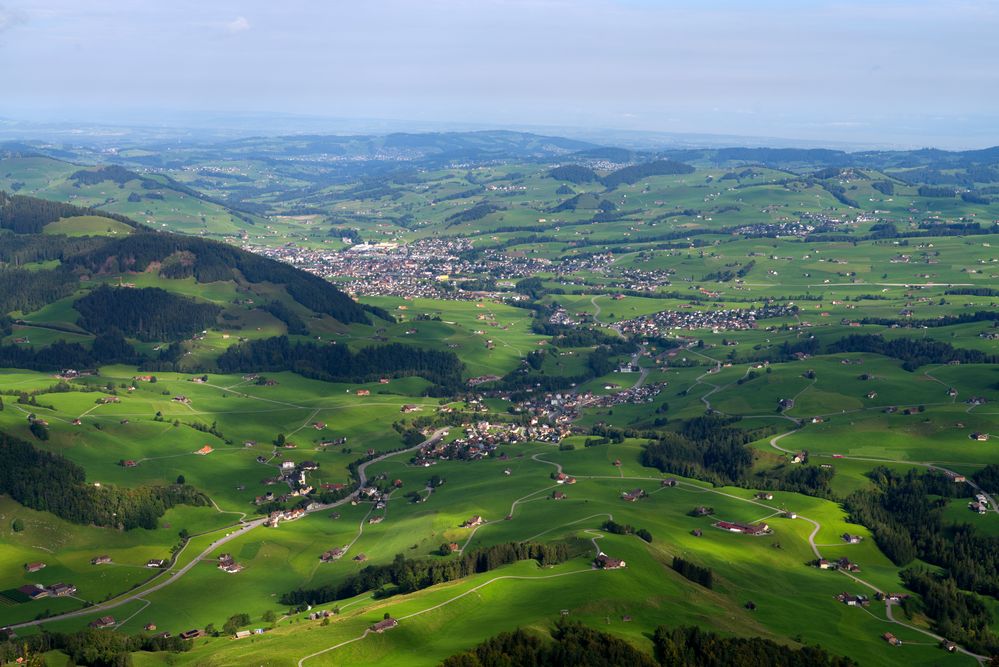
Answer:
top-left (0, 0), bottom-right (997, 149)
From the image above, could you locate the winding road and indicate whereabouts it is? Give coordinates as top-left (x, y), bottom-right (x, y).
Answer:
top-left (6, 429), bottom-right (449, 631)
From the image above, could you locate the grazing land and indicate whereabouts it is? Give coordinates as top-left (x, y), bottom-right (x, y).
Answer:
top-left (1, 132), bottom-right (997, 665)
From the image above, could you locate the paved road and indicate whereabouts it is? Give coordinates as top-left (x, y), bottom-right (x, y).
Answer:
top-left (7, 429), bottom-right (448, 631)
top-left (7, 518), bottom-right (265, 630)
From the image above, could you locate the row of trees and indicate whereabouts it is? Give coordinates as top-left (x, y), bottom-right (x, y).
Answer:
top-left (0, 627), bottom-right (191, 667)
top-left (671, 556), bottom-right (713, 589)
top-left (601, 519), bottom-right (653, 543)
top-left (441, 621), bottom-right (855, 667)
top-left (281, 542), bottom-right (570, 606)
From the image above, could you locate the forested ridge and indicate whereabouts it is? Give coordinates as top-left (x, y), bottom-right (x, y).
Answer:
top-left (1, 191), bottom-right (372, 326)
top-left (0, 432), bottom-right (208, 529)
top-left (68, 233), bottom-right (371, 324)
top-left (0, 190), bottom-right (138, 234)
top-left (845, 467), bottom-right (999, 653)
top-left (74, 285), bottom-right (221, 342)
top-left (216, 335), bottom-right (464, 392)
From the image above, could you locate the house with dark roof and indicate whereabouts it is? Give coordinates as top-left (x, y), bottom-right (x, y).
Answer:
top-left (594, 553), bottom-right (626, 570)
top-left (370, 618), bottom-right (398, 633)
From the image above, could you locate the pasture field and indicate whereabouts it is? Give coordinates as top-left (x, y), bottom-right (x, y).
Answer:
top-left (2, 141), bottom-right (999, 665)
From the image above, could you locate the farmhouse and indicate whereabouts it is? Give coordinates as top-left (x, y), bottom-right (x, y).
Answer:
top-left (370, 618), bottom-right (398, 633)
top-left (882, 632), bottom-right (902, 646)
top-left (552, 490), bottom-right (567, 500)
top-left (91, 555), bottom-right (112, 565)
top-left (594, 553), bottom-right (626, 570)
top-left (755, 492), bottom-right (774, 501)
top-left (179, 629), bottom-right (203, 640)
top-left (836, 592), bottom-right (870, 607)
top-left (621, 488), bottom-right (645, 502)
top-left (842, 533), bottom-right (862, 544)
top-left (837, 557), bottom-right (861, 572)
top-left (24, 562), bottom-right (46, 573)
top-left (195, 445), bottom-right (214, 455)
top-left (217, 553), bottom-right (244, 574)
top-left (661, 478), bottom-right (678, 487)
top-left (320, 547), bottom-right (347, 562)
top-left (49, 583), bottom-right (76, 598)
top-left (715, 521), bottom-right (770, 535)
top-left (89, 616), bottom-right (115, 629)
top-left (17, 584), bottom-right (48, 600)
top-left (461, 515), bottom-right (484, 528)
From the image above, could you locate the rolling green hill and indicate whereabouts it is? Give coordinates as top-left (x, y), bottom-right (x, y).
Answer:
top-left (1, 136), bottom-right (998, 667)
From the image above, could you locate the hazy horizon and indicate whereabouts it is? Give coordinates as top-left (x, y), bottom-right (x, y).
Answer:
top-left (1, 0), bottom-right (997, 150)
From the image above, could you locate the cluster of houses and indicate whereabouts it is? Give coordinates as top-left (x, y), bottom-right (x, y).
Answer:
top-left (816, 557), bottom-right (861, 573)
top-left (264, 508), bottom-right (306, 527)
top-left (413, 420), bottom-right (567, 466)
top-left (836, 592), bottom-right (870, 607)
top-left (276, 459), bottom-right (319, 496)
top-left (969, 493), bottom-right (991, 514)
top-left (591, 381), bottom-right (667, 409)
top-left (617, 304), bottom-right (796, 336)
top-left (250, 234), bottom-right (616, 301)
top-left (16, 582), bottom-right (77, 601)
top-left (320, 547), bottom-right (347, 562)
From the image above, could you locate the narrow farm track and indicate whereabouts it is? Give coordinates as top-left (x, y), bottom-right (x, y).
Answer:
top-left (297, 569), bottom-right (602, 666)
top-left (564, 468), bottom-right (988, 662)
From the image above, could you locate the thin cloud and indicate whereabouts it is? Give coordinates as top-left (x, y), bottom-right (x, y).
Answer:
top-left (0, 4), bottom-right (27, 37)
top-left (225, 16), bottom-right (250, 33)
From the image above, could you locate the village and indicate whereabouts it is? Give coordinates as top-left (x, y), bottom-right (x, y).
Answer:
top-left (617, 304), bottom-right (797, 336)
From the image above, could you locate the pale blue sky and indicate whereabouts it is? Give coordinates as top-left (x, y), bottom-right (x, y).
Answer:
top-left (0, 0), bottom-right (996, 148)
